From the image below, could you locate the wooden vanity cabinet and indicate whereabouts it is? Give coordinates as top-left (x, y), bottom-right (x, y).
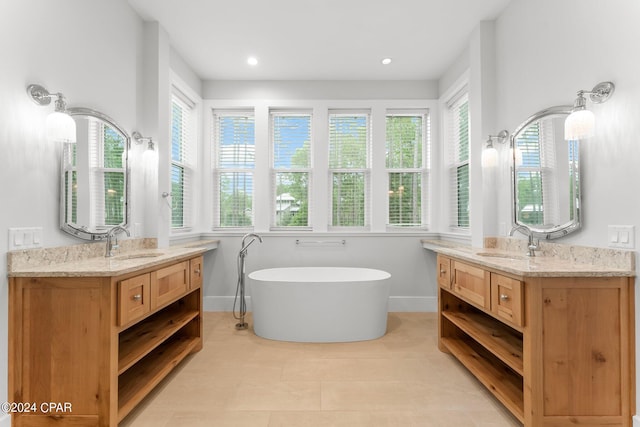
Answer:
top-left (8, 254), bottom-right (204, 427)
top-left (437, 254), bottom-right (635, 427)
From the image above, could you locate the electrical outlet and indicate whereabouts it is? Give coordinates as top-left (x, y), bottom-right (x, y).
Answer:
top-left (608, 225), bottom-right (635, 249)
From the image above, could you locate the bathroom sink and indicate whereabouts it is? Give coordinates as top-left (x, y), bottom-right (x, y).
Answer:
top-left (475, 252), bottom-right (527, 261)
top-left (114, 252), bottom-right (164, 260)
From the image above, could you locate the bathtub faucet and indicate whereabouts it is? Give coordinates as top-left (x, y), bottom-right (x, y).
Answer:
top-left (240, 233), bottom-right (263, 257)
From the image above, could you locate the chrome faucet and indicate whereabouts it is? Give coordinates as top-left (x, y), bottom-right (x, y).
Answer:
top-left (509, 224), bottom-right (538, 257)
top-left (240, 233), bottom-right (263, 257)
top-left (105, 226), bottom-right (130, 257)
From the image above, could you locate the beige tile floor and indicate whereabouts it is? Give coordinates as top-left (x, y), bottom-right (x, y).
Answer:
top-left (121, 312), bottom-right (521, 427)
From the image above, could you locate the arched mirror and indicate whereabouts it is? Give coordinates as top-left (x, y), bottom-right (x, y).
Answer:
top-left (511, 105), bottom-right (581, 239)
top-left (60, 108), bottom-right (130, 240)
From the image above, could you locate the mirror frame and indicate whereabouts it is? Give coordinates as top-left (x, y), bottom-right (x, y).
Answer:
top-left (510, 105), bottom-right (581, 239)
top-left (61, 107), bottom-right (131, 241)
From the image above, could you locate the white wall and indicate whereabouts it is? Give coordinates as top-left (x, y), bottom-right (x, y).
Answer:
top-left (492, 0), bottom-right (640, 419)
top-left (202, 234), bottom-right (437, 313)
top-left (0, 2), bottom-right (145, 425)
top-left (204, 80), bottom-right (438, 100)
top-left (494, 0), bottom-right (640, 245)
top-left (199, 85), bottom-right (441, 312)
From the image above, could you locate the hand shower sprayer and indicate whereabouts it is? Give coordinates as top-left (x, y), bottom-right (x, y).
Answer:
top-left (234, 233), bottom-right (263, 330)
top-left (240, 233), bottom-right (263, 256)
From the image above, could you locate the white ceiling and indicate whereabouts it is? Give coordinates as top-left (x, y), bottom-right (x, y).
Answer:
top-left (127, 0), bottom-right (511, 81)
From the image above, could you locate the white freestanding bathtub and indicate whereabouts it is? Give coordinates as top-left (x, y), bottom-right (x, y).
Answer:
top-left (248, 267), bottom-right (391, 343)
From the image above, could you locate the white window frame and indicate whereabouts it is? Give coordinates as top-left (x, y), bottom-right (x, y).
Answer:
top-left (385, 109), bottom-right (429, 229)
top-left (270, 109), bottom-right (313, 230)
top-left (204, 99), bottom-right (435, 234)
top-left (328, 109), bottom-right (371, 231)
top-left (170, 86), bottom-right (198, 233)
top-left (87, 119), bottom-right (127, 230)
top-left (443, 85), bottom-right (471, 233)
top-left (212, 109), bottom-right (256, 230)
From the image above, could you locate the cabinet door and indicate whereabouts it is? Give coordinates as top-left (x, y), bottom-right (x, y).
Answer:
top-left (451, 260), bottom-right (490, 309)
top-left (151, 261), bottom-right (189, 309)
top-left (118, 273), bottom-right (151, 326)
top-left (190, 256), bottom-right (203, 289)
top-left (490, 273), bottom-right (523, 327)
top-left (437, 256), bottom-right (451, 289)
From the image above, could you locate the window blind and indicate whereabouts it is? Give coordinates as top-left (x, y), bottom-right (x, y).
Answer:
top-left (446, 91), bottom-right (470, 229)
top-left (62, 143), bottom-right (77, 224)
top-left (171, 93), bottom-right (195, 229)
top-left (515, 120), bottom-right (560, 226)
top-left (328, 111), bottom-right (370, 227)
top-left (89, 119), bottom-right (126, 228)
top-left (271, 112), bottom-right (312, 228)
top-left (214, 111), bottom-right (255, 228)
top-left (386, 111), bottom-right (428, 227)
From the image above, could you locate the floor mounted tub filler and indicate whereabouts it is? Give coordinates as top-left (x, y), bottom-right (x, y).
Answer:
top-left (248, 267), bottom-right (391, 342)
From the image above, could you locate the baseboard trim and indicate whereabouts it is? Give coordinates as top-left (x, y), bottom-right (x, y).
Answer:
top-left (388, 296), bottom-right (436, 312)
top-left (204, 296), bottom-right (436, 312)
top-left (633, 414), bottom-right (640, 427)
top-left (204, 296), bottom-right (251, 312)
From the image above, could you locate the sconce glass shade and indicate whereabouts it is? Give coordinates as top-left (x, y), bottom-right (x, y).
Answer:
top-left (46, 111), bottom-right (76, 143)
top-left (481, 145), bottom-right (498, 168)
top-left (564, 109), bottom-right (595, 140)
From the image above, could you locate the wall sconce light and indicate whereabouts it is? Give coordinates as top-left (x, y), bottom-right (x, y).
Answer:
top-left (132, 131), bottom-right (154, 151)
top-left (133, 131), bottom-right (158, 173)
top-left (564, 81), bottom-right (615, 140)
top-left (27, 84), bottom-right (76, 143)
top-left (481, 130), bottom-right (509, 168)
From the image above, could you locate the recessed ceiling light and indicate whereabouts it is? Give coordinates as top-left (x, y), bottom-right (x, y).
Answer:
top-left (247, 56), bottom-right (258, 66)
top-left (381, 58), bottom-right (392, 65)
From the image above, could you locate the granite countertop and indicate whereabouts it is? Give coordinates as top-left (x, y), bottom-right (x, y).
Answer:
top-left (8, 238), bottom-right (219, 278)
top-left (422, 238), bottom-right (635, 278)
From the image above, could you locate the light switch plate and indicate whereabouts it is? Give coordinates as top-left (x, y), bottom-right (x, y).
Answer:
top-left (608, 225), bottom-right (635, 249)
top-left (8, 227), bottom-right (44, 250)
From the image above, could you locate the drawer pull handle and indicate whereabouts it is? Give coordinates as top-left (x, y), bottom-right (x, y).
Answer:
top-left (500, 294), bottom-right (510, 301)
top-left (440, 269), bottom-right (446, 274)
top-left (194, 269), bottom-right (201, 274)
top-left (132, 294), bottom-right (142, 301)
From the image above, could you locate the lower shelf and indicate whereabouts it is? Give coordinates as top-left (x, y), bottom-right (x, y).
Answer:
top-left (118, 334), bottom-right (201, 422)
top-left (119, 305), bottom-right (200, 374)
top-left (441, 336), bottom-right (524, 423)
top-left (442, 310), bottom-right (523, 375)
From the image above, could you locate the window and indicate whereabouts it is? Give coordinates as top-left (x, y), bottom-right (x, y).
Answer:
top-left (386, 111), bottom-right (428, 227)
top-left (328, 111), bottom-right (370, 228)
top-left (514, 120), bottom-right (561, 226)
top-left (445, 90), bottom-right (470, 230)
top-left (88, 120), bottom-right (126, 227)
top-left (213, 111), bottom-right (255, 228)
top-left (99, 125), bottom-right (126, 226)
top-left (62, 143), bottom-right (78, 224)
top-left (170, 90), bottom-right (196, 230)
top-left (271, 111), bottom-right (312, 228)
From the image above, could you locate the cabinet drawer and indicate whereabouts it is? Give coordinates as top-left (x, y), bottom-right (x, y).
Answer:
top-left (451, 261), bottom-right (490, 309)
top-left (437, 256), bottom-right (451, 289)
top-left (151, 261), bottom-right (189, 309)
top-left (118, 273), bottom-right (151, 326)
top-left (190, 256), bottom-right (203, 289)
top-left (490, 273), bottom-right (524, 327)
